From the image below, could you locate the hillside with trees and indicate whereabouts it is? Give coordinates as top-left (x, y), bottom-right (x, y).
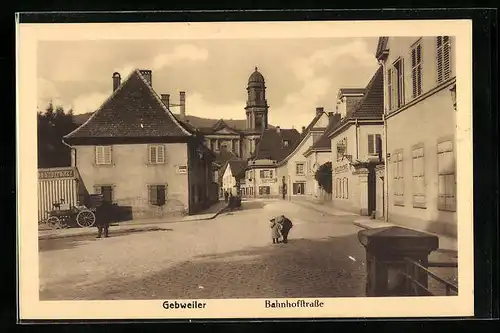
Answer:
top-left (37, 102), bottom-right (79, 168)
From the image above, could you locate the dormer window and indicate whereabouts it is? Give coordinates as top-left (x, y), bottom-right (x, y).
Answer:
top-left (283, 140), bottom-right (289, 147)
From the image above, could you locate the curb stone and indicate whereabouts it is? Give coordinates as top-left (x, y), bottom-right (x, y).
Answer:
top-left (39, 204), bottom-right (229, 241)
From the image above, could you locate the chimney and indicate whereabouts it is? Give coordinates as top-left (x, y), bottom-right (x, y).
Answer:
top-left (139, 69), bottom-right (152, 86)
top-left (112, 72), bottom-right (121, 92)
top-left (161, 94), bottom-right (170, 108)
top-left (316, 107), bottom-right (324, 116)
top-left (276, 126), bottom-right (280, 133)
top-left (179, 91), bottom-right (186, 121)
top-left (302, 126), bottom-right (306, 133)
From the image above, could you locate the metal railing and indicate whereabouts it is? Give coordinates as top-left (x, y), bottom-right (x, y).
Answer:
top-left (401, 258), bottom-right (458, 296)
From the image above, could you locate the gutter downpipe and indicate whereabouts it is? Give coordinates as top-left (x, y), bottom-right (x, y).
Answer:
top-left (61, 138), bottom-right (76, 167)
top-left (355, 118), bottom-right (359, 160)
top-left (378, 59), bottom-right (390, 223)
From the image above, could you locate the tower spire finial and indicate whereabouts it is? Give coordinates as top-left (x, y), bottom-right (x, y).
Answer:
top-left (255, 66), bottom-right (258, 71)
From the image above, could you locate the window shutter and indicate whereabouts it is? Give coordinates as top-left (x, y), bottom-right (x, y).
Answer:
top-left (260, 170), bottom-right (264, 178)
top-left (437, 37), bottom-right (443, 83)
top-left (149, 185), bottom-right (158, 205)
top-left (417, 44), bottom-right (422, 96)
top-left (157, 145), bottom-right (165, 164)
top-left (368, 134), bottom-right (374, 154)
top-left (443, 36), bottom-right (451, 81)
top-left (157, 185), bottom-right (166, 206)
top-left (95, 146), bottom-right (103, 164)
top-left (387, 68), bottom-right (393, 110)
top-left (103, 146), bottom-right (112, 164)
top-left (149, 146), bottom-right (157, 163)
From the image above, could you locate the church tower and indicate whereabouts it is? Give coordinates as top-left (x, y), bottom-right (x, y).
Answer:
top-left (245, 67), bottom-right (269, 132)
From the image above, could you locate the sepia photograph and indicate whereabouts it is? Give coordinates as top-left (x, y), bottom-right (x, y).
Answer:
top-left (17, 19), bottom-right (473, 320)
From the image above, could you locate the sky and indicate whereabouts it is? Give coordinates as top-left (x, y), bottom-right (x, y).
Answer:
top-left (37, 37), bottom-right (380, 129)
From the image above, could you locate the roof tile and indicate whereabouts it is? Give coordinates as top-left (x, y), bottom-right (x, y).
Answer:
top-left (65, 70), bottom-right (191, 140)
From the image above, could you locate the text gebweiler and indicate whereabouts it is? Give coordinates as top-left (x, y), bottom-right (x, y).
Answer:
top-left (162, 300), bottom-right (206, 310)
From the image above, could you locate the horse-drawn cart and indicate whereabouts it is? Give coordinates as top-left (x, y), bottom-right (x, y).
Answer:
top-left (45, 194), bottom-right (103, 229)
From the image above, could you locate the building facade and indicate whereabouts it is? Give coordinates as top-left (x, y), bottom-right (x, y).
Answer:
top-left (63, 69), bottom-right (215, 220)
top-left (303, 112), bottom-right (342, 200)
top-left (181, 67), bottom-right (271, 160)
top-left (376, 36), bottom-right (457, 237)
top-left (328, 67), bottom-right (385, 216)
top-left (276, 108), bottom-right (333, 200)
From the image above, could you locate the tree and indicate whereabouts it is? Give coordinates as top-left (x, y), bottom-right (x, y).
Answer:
top-left (37, 103), bottom-right (79, 168)
top-left (314, 162), bottom-right (332, 194)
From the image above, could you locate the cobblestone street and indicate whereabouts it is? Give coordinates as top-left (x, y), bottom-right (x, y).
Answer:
top-left (39, 199), bottom-right (458, 300)
top-left (39, 199), bottom-right (368, 300)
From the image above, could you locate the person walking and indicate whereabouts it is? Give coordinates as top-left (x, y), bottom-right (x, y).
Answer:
top-left (224, 190), bottom-right (229, 203)
top-left (96, 200), bottom-right (112, 238)
top-left (269, 217), bottom-right (283, 244)
top-left (276, 215), bottom-right (293, 244)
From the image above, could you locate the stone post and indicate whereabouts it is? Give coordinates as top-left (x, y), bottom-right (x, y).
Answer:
top-left (357, 167), bottom-right (369, 216)
top-left (358, 226), bottom-right (439, 297)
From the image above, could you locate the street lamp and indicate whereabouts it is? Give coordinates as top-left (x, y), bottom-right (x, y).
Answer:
top-left (450, 84), bottom-right (457, 111)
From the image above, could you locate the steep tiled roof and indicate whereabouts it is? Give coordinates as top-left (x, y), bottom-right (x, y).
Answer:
top-left (310, 113), bottom-right (342, 150)
top-left (273, 111), bottom-right (326, 164)
top-left (64, 69), bottom-right (192, 140)
top-left (328, 66), bottom-right (384, 138)
top-left (348, 66), bottom-right (384, 119)
top-left (228, 159), bottom-right (247, 179)
top-left (253, 128), bottom-right (301, 161)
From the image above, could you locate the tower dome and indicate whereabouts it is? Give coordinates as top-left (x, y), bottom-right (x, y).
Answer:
top-left (248, 67), bottom-right (265, 84)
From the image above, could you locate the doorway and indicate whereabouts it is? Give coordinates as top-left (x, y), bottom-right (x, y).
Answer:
top-left (367, 165), bottom-right (376, 216)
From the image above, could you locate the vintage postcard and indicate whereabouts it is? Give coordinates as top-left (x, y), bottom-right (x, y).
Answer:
top-left (17, 18), bottom-right (474, 320)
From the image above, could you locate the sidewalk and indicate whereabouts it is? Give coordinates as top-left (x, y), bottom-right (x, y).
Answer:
top-left (39, 201), bottom-right (228, 240)
top-left (290, 197), bottom-right (358, 217)
top-left (290, 197), bottom-right (457, 254)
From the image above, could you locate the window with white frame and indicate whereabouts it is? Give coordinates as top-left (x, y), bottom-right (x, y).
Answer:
top-left (393, 150), bottom-right (404, 205)
top-left (412, 145), bottom-right (426, 208)
top-left (394, 58), bottom-right (405, 107)
top-left (411, 41), bottom-right (423, 98)
top-left (296, 163), bottom-right (305, 176)
top-left (437, 139), bottom-right (456, 211)
top-left (95, 146), bottom-right (112, 165)
top-left (148, 184), bottom-right (167, 206)
top-left (259, 169), bottom-right (273, 179)
top-left (368, 134), bottom-right (382, 156)
top-left (436, 36), bottom-right (452, 84)
top-left (148, 144), bottom-right (165, 164)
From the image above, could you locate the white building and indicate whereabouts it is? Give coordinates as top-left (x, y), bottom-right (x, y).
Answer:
top-left (328, 67), bottom-right (385, 216)
top-left (376, 36), bottom-right (457, 237)
top-left (276, 107), bottom-right (335, 199)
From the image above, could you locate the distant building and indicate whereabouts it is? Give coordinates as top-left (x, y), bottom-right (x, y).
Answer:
top-left (221, 159), bottom-right (247, 196)
top-left (276, 108), bottom-right (336, 200)
top-left (171, 67), bottom-right (273, 160)
top-left (303, 112), bottom-right (342, 200)
top-left (245, 127), bottom-right (301, 198)
top-left (327, 67), bottom-right (385, 216)
top-left (376, 36), bottom-right (457, 237)
top-left (63, 69), bottom-right (216, 219)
